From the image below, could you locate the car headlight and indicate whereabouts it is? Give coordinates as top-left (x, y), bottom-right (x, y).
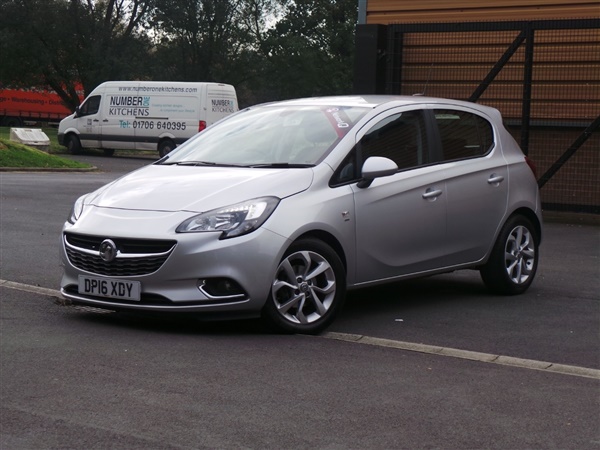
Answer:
top-left (176, 197), bottom-right (280, 239)
top-left (68, 194), bottom-right (88, 224)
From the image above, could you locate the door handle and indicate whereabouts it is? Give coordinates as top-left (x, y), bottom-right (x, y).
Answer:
top-left (422, 188), bottom-right (443, 200)
top-left (487, 174), bottom-right (504, 185)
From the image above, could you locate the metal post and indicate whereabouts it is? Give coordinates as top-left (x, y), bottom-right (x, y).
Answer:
top-left (520, 24), bottom-right (534, 156)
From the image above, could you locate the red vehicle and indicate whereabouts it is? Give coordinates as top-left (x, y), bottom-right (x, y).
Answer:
top-left (0, 86), bottom-right (80, 127)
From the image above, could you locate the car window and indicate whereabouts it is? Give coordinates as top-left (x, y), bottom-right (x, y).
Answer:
top-left (434, 109), bottom-right (494, 161)
top-left (331, 149), bottom-right (359, 186)
top-left (359, 110), bottom-right (429, 170)
top-left (78, 95), bottom-right (101, 117)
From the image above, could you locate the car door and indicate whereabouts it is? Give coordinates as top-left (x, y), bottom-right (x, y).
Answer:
top-left (429, 108), bottom-right (509, 265)
top-left (351, 108), bottom-right (449, 284)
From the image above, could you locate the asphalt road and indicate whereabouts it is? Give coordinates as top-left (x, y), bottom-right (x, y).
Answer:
top-left (1, 153), bottom-right (599, 449)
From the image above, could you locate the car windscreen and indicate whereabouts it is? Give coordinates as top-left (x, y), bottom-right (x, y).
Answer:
top-left (161, 105), bottom-right (369, 167)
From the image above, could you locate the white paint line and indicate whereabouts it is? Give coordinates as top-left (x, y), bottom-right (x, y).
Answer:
top-left (322, 332), bottom-right (600, 380)
top-left (3, 279), bottom-right (599, 380)
top-left (1, 279), bottom-right (61, 298)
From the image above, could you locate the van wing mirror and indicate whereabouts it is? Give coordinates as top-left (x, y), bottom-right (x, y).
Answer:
top-left (74, 106), bottom-right (81, 118)
top-left (357, 156), bottom-right (398, 188)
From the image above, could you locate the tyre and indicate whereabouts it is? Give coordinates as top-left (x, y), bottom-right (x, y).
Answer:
top-left (1, 116), bottom-right (23, 127)
top-left (158, 139), bottom-right (175, 158)
top-left (480, 215), bottom-right (539, 295)
top-left (262, 238), bottom-right (346, 334)
top-left (103, 148), bottom-right (115, 157)
top-left (66, 134), bottom-right (82, 154)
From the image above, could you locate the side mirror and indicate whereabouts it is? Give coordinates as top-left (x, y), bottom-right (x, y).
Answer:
top-left (357, 156), bottom-right (398, 188)
top-left (74, 106), bottom-right (81, 118)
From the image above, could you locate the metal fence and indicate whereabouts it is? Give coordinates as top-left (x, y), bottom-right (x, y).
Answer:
top-left (360, 19), bottom-right (600, 214)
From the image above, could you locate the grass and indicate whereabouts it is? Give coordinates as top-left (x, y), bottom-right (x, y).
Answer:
top-left (0, 126), bottom-right (64, 153)
top-left (0, 127), bottom-right (91, 169)
top-left (0, 126), bottom-right (159, 167)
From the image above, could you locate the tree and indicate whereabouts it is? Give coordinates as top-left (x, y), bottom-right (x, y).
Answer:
top-left (256, 0), bottom-right (358, 101)
top-left (0, 0), bottom-right (358, 109)
top-left (0, 0), bottom-right (154, 109)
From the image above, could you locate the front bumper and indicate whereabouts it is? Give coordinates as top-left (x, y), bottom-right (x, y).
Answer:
top-left (60, 219), bottom-right (289, 315)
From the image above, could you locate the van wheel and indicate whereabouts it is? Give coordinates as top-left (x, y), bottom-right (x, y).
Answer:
top-left (103, 149), bottom-right (115, 157)
top-left (66, 135), bottom-right (82, 154)
top-left (158, 139), bottom-right (175, 157)
top-left (262, 238), bottom-right (346, 335)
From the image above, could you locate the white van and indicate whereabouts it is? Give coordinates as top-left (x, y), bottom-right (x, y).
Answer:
top-left (58, 81), bottom-right (238, 157)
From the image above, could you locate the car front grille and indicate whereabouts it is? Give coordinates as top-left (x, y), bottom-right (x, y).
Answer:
top-left (64, 233), bottom-right (176, 276)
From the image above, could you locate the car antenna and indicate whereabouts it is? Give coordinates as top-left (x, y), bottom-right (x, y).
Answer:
top-left (413, 63), bottom-right (434, 96)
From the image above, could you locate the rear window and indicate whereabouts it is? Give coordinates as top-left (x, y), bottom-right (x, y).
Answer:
top-left (434, 110), bottom-right (494, 161)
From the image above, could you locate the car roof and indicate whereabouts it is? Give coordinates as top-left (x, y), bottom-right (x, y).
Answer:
top-left (258, 95), bottom-right (499, 116)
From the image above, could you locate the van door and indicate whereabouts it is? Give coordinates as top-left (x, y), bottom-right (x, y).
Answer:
top-left (75, 95), bottom-right (102, 148)
top-left (101, 83), bottom-right (140, 150)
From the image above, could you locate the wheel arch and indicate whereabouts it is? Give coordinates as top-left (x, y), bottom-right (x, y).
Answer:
top-left (293, 230), bottom-right (348, 274)
top-left (507, 207), bottom-right (543, 244)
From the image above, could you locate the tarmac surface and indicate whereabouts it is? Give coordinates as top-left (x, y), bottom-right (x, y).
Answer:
top-left (1, 152), bottom-right (598, 449)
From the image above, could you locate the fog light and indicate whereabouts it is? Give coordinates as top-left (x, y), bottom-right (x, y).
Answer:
top-left (198, 278), bottom-right (247, 299)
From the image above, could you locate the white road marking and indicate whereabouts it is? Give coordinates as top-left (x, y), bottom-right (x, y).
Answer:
top-left (3, 279), bottom-right (599, 380)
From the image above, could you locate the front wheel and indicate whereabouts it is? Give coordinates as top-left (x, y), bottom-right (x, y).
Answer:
top-left (65, 134), bottom-right (82, 154)
top-left (262, 238), bottom-right (346, 335)
top-left (480, 215), bottom-right (539, 295)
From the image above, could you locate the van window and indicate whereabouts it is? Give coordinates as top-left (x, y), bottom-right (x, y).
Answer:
top-left (78, 95), bottom-right (101, 117)
top-left (434, 110), bottom-right (494, 161)
top-left (359, 110), bottom-right (429, 170)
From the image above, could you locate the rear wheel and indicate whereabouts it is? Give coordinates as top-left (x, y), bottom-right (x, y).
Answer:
top-left (158, 139), bottom-right (175, 158)
top-left (262, 238), bottom-right (346, 334)
top-left (103, 148), bottom-right (115, 157)
top-left (480, 215), bottom-right (539, 295)
top-left (65, 134), bottom-right (82, 154)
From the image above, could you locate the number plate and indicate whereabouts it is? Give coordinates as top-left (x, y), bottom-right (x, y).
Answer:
top-left (78, 275), bottom-right (141, 301)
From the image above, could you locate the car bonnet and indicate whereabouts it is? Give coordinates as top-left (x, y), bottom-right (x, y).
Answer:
top-left (85, 165), bottom-right (314, 213)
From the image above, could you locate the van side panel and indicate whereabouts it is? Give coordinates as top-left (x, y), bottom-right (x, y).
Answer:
top-left (134, 84), bottom-right (206, 150)
top-left (206, 85), bottom-right (238, 126)
top-left (58, 81), bottom-right (238, 155)
top-left (100, 82), bottom-right (140, 150)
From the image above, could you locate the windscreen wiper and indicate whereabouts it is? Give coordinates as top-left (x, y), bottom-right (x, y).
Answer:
top-left (248, 163), bottom-right (315, 168)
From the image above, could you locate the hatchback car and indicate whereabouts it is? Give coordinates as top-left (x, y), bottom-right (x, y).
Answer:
top-left (60, 95), bottom-right (542, 334)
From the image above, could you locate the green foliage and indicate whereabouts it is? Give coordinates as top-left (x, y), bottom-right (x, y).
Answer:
top-left (0, 0), bottom-right (154, 107)
top-left (0, 0), bottom-right (358, 108)
top-left (257, 0), bottom-right (357, 101)
top-left (0, 138), bottom-right (91, 168)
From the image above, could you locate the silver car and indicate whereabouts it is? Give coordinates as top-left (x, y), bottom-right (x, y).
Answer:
top-left (60, 96), bottom-right (542, 334)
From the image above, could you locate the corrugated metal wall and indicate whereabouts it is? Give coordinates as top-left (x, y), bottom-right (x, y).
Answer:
top-left (357, 2), bottom-right (600, 213)
top-left (397, 27), bottom-right (599, 122)
top-left (365, 1), bottom-right (600, 24)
